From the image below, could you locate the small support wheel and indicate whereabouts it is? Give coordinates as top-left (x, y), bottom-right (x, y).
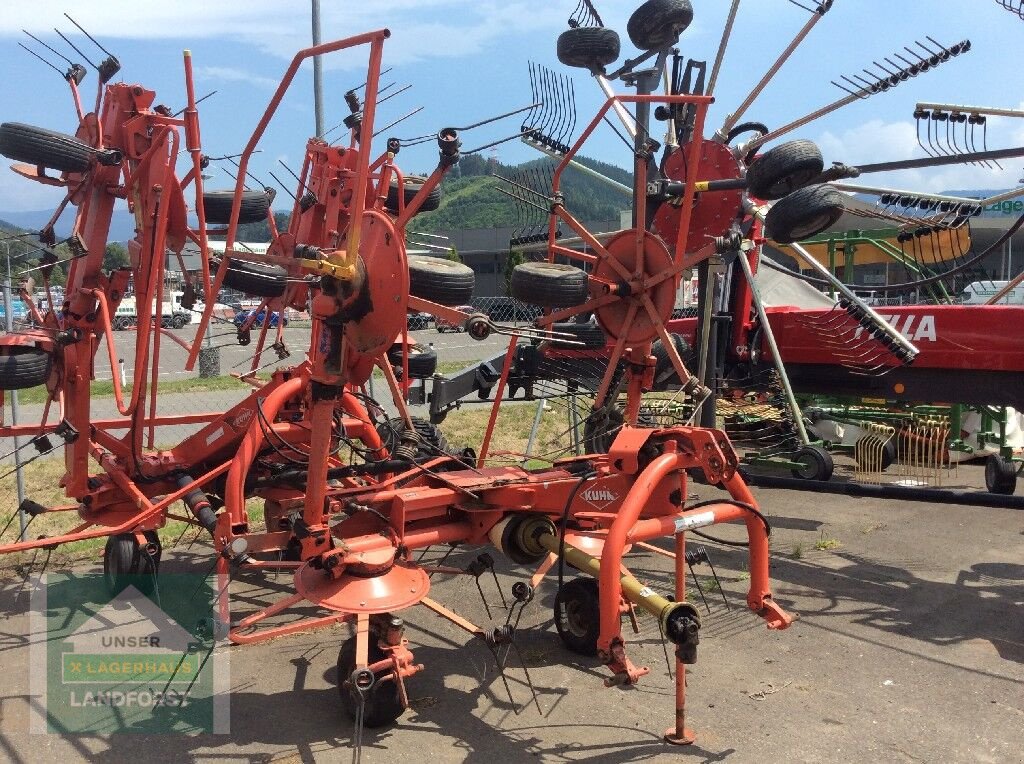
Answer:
top-left (510, 262), bottom-right (588, 308)
top-left (745, 139), bottom-right (824, 200)
top-left (984, 454), bottom-right (1018, 495)
top-left (554, 577), bottom-right (600, 656)
top-left (337, 637), bottom-right (406, 728)
top-left (407, 256), bottom-right (475, 306)
top-left (627, 0), bottom-right (694, 50)
top-left (790, 445), bottom-right (834, 481)
top-left (764, 185), bottom-right (845, 244)
top-left (103, 531), bottom-right (161, 596)
top-left (556, 27), bottom-right (621, 70)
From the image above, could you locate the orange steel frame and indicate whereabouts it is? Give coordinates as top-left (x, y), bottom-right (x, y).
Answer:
top-left (0, 26), bottom-right (792, 744)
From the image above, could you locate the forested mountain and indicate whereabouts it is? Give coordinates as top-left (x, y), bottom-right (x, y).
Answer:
top-left (407, 153), bottom-right (632, 233)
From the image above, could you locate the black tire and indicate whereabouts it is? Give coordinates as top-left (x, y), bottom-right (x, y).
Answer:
top-left (0, 122), bottom-right (94, 173)
top-left (375, 416), bottom-right (450, 459)
top-left (510, 262), bottom-right (589, 308)
top-left (0, 347), bottom-right (51, 390)
top-left (407, 256), bottom-right (475, 306)
top-left (745, 139), bottom-right (824, 201)
top-left (171, 314), bottom-right (188, 329)
top-left (385, 175), bottom-right (441, 214)
top-left (103, 531), bottom-right (161, 596)
top-left (853, 435), bottom-right (895, 471)
top-left (984, 454), bottom-right (1018, 495)
top-left (764, 185), bottom-right (845, 244)
top-left (626, 0), bottom-right (694, 50)
top-left (550, 321), bottom-right (606, 349)
top-left (554, 577), bottom-right (601, 656)
top-left (583, 404), bottom-right (656, 453)
top-left (790, 445), bottom-right (834, 481)
top-left (556, 27), bottom-right (621, 70)
top-left (213, 258), bottom-right (287, 298)
top-left (202, 190), bottom-right (272, 225)
top-left (387, 342), bottom-right (438, 378)
top-left (337, 637), bottom-right (406, 728)
top-left (651, 333), bottom-right (695, 388)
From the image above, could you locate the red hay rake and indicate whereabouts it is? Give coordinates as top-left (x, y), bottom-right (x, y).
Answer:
top-left (0, 5), bottom-right (806, 751)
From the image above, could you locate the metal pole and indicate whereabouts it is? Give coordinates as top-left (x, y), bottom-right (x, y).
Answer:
top-left (706, 0), bottom-right (740, 99)
top-left (3, 249), bottom-right (27, 539)
top-left (734, 248), bottom-right (810, 446)
top-left (311, 0), bottom-right (324, 137)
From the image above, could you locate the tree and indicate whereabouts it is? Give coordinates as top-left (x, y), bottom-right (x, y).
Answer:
top-left (446, 246), bottom-right (462, 263)
top-left (103, 242), bottom-right (130, 272)
top-left (504, 249), bottom-right (525, 296)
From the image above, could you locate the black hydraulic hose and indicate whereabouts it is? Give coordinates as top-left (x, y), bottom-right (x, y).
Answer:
top-left (175, 474), bottom-right (218, 532)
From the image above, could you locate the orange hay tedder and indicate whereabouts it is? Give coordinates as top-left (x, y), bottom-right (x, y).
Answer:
top-left (0, 1), bottom-right (814, 749)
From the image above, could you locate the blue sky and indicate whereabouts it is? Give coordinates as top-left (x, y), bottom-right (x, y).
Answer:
top-left (2, 0), bottom-right (1023, 214)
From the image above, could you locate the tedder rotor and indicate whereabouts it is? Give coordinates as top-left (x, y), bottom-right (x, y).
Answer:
top-left (0, 3), bottom-right (811, 751)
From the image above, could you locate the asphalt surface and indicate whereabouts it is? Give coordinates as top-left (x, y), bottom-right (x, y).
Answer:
top-left (88, 323), bottom-right (508, 383)
top-left (0, 464), bottom-right (1020, 763)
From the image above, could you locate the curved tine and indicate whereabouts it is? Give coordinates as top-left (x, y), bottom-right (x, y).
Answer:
top-left (565, 74), bottom-right (577, 146)
top-left (966, 118), bottom-right (993, 170)
top-left (981, 117), bottom-right (1003, 170)
top-left (915, 112), bottom-right (939, 158)
top-left (528, 62), bottom-right (544, 129)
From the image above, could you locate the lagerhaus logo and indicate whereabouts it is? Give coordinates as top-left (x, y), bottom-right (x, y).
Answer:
top-left (30, 572), bottom-right (230, 735)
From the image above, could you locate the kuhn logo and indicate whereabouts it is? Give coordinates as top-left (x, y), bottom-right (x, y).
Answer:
top-left (853, 314), bottom-right (936, 343)
top-left (581, 488), bottom-right (618, 509)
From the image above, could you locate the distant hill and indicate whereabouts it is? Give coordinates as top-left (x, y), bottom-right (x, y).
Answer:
top-left (407, 152), bottom-right (632, 233)
top-left (0, 207), bottom-right (136, 243)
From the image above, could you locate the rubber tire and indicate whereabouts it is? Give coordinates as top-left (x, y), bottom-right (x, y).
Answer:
top-left (745, 139), bottom-right (824, 201)
top-left (765, 185), bottom-right (845, 244)
top-left (213, 258), bottom-right (287, 298)
top-left (202, 190), bottom-right (272, 225)
top-left (112, 316), bottom-right (130, 331)
top-left (387, 342), bottom-right (438, 378)
top-left (984, 454), bottom-right (1018, 495)
top-left (556, 27), bottom-right (621, 70)
top-left (790, 445), bottom-right (834, 481)
top-left (407, 256), bottom-right (475, 306)
top-left (385, 175), bottom-right (441, 214)
top-left (554, 577), bottom-right (601, 656)
top-left (0, 347), bottom-right (51, 390)
top-left (103, 531), bottom-right (161, 596)
top-left (550, 322), bottom-right (606, 349)
top-left (651, 333), bottom-right (695, 388)
top-left (337, 637), bottom-right (405, 728)
top-left (510, 262), bottom-right (589, 308)
top-left (0, 122), bottom-right (94, 173)
top-left (375, 416), bottom-right (450, 459)
top-left (853, 435), bottom-right (895, 471)
top-left (171, 314), bottom-right (188, 329)
top-left (626, 0), bottom-right (694, 50)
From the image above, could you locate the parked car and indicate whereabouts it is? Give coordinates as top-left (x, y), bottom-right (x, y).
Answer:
top-left (407, 312), bottom-right (433, 330)
top-left (233, 309), bottom-right (288, 328)
top-left (436, 306), bottom-right (473, 333)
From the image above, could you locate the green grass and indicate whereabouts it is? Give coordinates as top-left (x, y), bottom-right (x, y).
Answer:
top-left (814, 532), bottom-right (841, 551)
top-left (791, 542), bottom-right (805, 560)
top-left (14, 374), bottom-right (259, 405)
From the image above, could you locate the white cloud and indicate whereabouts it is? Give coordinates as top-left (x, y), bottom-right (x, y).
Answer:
top-left (0, 1), bottom-right (568, 70)
top-left (195, 66), bottom-right (279, 89)
top-left (814, 116), bottom-right (1024, 195)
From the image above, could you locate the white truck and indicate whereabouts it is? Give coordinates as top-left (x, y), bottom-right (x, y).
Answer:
top-left (112, 290), bottom-right (191, 330)
top-left (959, 280), bottom-right (1024, 305)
